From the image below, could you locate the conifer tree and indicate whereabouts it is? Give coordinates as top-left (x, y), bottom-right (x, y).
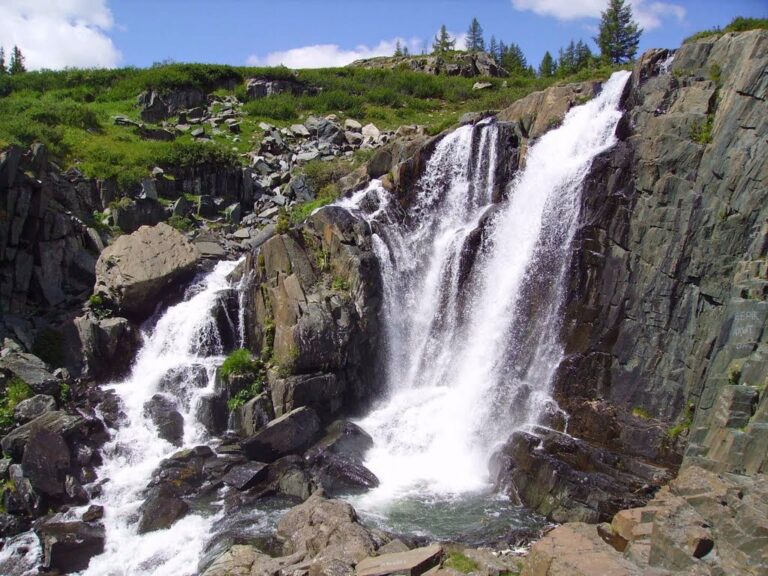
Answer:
top-left (9, 45), bottom-right (26, 75)
top-left (433, 25), bottom-right (456, 54)
top-left (538, 51), bottom-right (555, 77)
top-left (594, 0), bottom-right (642, 63)
top-left (394, 41), bottom-right (404, 57)
top-left (403, 46), bottom-right (410, 57)
top-left (0, 48), bottom-right (6, 76)
top-left (500, 42), bottom-right (529, 76)
top-left (489, 36), bottom-right (499, 61)
top-left (466, 18), bottom-right (485, 52)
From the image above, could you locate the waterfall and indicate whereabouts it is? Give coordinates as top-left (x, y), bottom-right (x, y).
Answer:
top-left (344, 71), bottom-right (631, 508)
top-left (81, 259), bottom-right (242, 576)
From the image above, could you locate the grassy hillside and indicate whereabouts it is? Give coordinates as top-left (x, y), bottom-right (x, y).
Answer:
top-left (0, 61), bottom-right (620, 189)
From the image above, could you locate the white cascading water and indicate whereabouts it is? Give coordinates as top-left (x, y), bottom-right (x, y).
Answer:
top-left (82, 259), bottom-right (241, 576)
top-left (345, 71), bottom-right (631, 509)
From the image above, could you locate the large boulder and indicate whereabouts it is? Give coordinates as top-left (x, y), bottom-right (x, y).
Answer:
top-left (94, 223), bottom-right (200, 320)
top-left (241, 407), bottom-right (321, 462)
top-left (0, 352), bottom-right (59, 395)
top-left (13, 394), bottom-right (57, 423)
top-left (21, 427), bottom-right (70, 501)
top-left (143, 394), bottom-right (184, 446)
top-left (74, 314), bottom-right (140, 380)
top-left (277, 491), bottom-right (382, 564)
top-left (137, 484), bottom-right (190, 534)
top-left (37, 520), bottom-right (106, 573)
top-left (1, 411), bottom-right (86, 460)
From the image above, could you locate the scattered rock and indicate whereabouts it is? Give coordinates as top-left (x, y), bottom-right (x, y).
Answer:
top-left (222, 462), bottom-right (268, 491)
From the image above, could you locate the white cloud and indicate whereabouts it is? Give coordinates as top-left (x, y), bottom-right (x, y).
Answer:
top-left (0, 0), bottom-right (121, 69)
top-left (247, 37), bottom-right (424, 69)
top-left (511, 0), bottom-right (686, 31)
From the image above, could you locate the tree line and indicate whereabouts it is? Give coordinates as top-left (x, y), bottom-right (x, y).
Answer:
top-left (398, 0), bottom-right (642, 78)
top-left (0, 45), bottom-right (27, 75)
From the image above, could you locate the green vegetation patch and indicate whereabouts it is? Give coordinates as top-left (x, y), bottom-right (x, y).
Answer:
top-left (219, 348), bottom-right (259, 379)
top-left (444, 552), bottom-right (480, 574)
top-left (0, 377), bottom-right (33, 432)
top-left (683, 16), bottom-right (768, 44)
top-left (631, 406), bottom-right (652, 420)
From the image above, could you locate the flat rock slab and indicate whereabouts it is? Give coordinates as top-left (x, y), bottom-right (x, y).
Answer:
top-left (222, 461), bottom-right (268, 491)
top-left (356, 544), bottom-right (443, 576)
top-left (242, 407), bottom-right (321, 462)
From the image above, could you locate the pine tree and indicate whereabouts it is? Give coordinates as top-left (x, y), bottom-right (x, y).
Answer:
top-left (466, 18), bottom-right (485, 52)
top-left (403, 46), bottom-right (410, 57)
top-left (594, 0), bottom-right (642, 64)
top-left (500, 42), bottom-right (529, 76)
top-left (538, 51), bottom-right (555, 77)
top-left (433, 25), bottom-right (456, 54)
top-left (574, 40), bottom-right (593, 70)
top-left (394, 41), bottom-right (404, 57)
top-left (489, 36), bottom-right (499, 61)
top-left (0, 48), bottom-right (6, 76)
top-left (9, 45), bottom-right (26, 75)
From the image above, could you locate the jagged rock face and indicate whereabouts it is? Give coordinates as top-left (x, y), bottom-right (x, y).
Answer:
top-left (0, 144), bottom-right (103, 314)
top-left (556, 30), bottom-right (768, 472)
top-left (240, 203), bottom-right (383, 416)
top-left (94, 222), bottom-right (200, 320)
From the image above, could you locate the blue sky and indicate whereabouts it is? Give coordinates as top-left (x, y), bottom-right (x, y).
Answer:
top-left (0, 0), bottom-right (765, 70)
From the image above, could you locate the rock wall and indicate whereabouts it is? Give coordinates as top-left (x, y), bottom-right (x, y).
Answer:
top-left (488, 30), bottom-right (768, 523)
top-left (239, 205), bottom-right (384, 417)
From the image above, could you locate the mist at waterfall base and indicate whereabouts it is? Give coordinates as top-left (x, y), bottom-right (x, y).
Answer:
top-left (343, 71), bottom-right (631, 540)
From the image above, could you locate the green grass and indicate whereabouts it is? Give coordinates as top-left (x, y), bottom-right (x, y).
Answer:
top-left (667, 405), bottom-right (694, 439)
top-left (0, 60), bottom-right (625, 195)
top-left (0, 377), bottom-right (33, 433)
top-left (444, 552), bottom-right (480, 574)
top-left (683, 16), bottom-right (768, 44)
top-left (219, 348), bottom-right (259, 379)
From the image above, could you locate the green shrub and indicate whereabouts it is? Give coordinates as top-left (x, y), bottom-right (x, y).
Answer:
top-left (243, 94), bottom-right (299, 121)
top-left (684, 16), bottom-right (768, 43)
top-left (276, 208), bottom-right (291, 234)
top-left (167, 214), bottom-right (194, 232)
top-left (667, 405), bottom-right (694, 439)
top-left (332, 276), bottom-right (350, 292)
top-left (219, 348), bottom-right (258, 379)
top-left (159, 141), bottom-right (238, 169)
top-left (690, 114), bottom-right (714, 145)
top-left (227, 380), bottom-right (264, 411)
top-left (0, 377), bottom-right (33, 432)
top-left (261, 319), bottom-right (276, 362)
top-left (59, 382), bottom-right (71, 403)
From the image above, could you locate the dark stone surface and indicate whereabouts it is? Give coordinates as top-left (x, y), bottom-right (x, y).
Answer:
top-left (242, 407), bottom-right (321, 462)
top-left (37, 520), bottom-right (106, 573)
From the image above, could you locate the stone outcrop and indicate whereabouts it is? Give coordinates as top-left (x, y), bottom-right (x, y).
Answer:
top-left (520, 465), bottom-right (768, 575)
top-left (0, 144), bottom-right (103, 315)
top-left (495, 30), bottom-right (768, 522)
top-left (350, 52), bottom-right (507, 78)
top-left (94, 222), bottom-right (200, 320)
top-left (238, 202), bottom-right (384, 418)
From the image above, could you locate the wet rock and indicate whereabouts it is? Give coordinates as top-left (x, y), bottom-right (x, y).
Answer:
top-left (313, 421), bottom-right (373, 463)
top-left (13, 394), bottom-right (57, 423)
top-left (222, 462), bottom-right (268, 491)
top-left (242, 407), bottom-right (321, 462)
top-left (37, 520), bottom-right (106, 573)
top-left (144, 394), bottom-right (184, 446)
top-left (0, 511), bottom-right (28, 538)
top-left (94, 223), bottom-right (200, 321)
top-left (137, 484), bottom-right (190, 534)
top-left (82, 504), bottom-right (104, 522)
top-left (308, 450), bottom-right (379, 496)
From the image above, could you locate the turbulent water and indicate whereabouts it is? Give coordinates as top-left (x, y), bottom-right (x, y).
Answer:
top-left (342, 71), bottom-right (631, 524)
top-left (81, 260), bottom-right (242, 576)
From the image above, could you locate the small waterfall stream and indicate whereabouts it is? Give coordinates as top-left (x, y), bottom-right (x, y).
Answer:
top-left (341, 71), bottom-right (631, 528)
top-left (82, 260), bottom-right (242, 576)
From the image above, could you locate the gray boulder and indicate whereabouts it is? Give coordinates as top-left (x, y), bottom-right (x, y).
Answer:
top-left (37, 520), bottom-right (106, 573)
top-left (75, 314), bottom-right (140, 380)
top-left (137, 484), bottom-right (189, 534)
top-left (242, 407), bottom-right (321, 462)
top-left (1, 411), bottom-right (85, 460)
top-left (21, 428), bottom-right (71, 501)
top-left (13, 394), bottom-right (57, 423)
top-left (143, 394), bottom-right (184, 446)
top-left (0, 352), bottom-right (58, 395)
top-left (94, 223), bottom-right (200, 320)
